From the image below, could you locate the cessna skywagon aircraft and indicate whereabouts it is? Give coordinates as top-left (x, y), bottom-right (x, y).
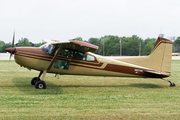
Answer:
top-left (5, 34), bottom-right (175, 89)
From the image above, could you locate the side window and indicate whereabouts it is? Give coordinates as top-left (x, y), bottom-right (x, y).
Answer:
top-left (87, 55), bottom-right (95, 61)
top-left (59, 49), bottom-right (73, 58)
top-left (54, 60), bottom-right (70, 70)
top-left (74, 51), bottom-right (86, 60)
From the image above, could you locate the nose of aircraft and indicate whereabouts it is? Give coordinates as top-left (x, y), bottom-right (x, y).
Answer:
top-left (5, 48), bottom-right (15, 53)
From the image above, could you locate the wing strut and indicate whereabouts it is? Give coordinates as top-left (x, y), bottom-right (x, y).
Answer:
top-left (41, 44), bottom-right (65, 80)
top-left (47, 44), bottom-right (65, 70)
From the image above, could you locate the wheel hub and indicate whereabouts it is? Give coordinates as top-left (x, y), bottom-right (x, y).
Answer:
top-left (38, 84), bottom-right (44, 89)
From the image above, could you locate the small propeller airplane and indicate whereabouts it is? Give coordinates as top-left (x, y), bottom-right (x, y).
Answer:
top-left (5, 33), bottom-right (175, 89)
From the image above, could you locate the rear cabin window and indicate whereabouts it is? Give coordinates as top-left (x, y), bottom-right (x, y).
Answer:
top-left (87, 55), bottom-right (95, 61)
top-left (74, 51), bottom-right (86, 60)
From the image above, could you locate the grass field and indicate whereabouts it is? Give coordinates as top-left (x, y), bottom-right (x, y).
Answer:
top-left (0, 60), bottom-right (180, 119)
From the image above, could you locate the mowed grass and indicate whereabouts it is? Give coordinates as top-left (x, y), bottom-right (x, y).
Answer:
top-left (0, 60), bottom-right (180, 119)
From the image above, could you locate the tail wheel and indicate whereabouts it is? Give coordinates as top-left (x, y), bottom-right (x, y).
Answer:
top-left (35, 80), bottom-right (46, 89)
top-left (31, 77), bottom-right (40, 85)
top-left (170, 82), bottom-right (176, 87)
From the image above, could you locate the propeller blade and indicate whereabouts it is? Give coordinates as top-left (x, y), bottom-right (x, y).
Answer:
top-left (9, 52), bottom-right (13, 61)
top-left (12, 31), bottom-right (15, 48)
top-left (9, 32), bottom-right (16, 61)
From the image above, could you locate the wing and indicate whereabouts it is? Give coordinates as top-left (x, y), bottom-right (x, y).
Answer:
top-left (52, 41), bottom-right (99, 52)
top-left (46, 41), bottom-right (99, 71)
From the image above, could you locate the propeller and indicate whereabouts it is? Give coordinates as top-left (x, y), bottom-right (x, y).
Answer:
top-left (9, 32), bottom-right (16, 61)
top-left (12, 31), bottom-right (15, 48)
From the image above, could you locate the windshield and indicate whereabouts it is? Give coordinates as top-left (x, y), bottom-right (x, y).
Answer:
top-left (40, 43), bottom-right (53, 54)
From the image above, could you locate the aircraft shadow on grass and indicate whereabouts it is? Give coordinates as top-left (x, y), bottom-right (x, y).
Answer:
top-left (11, 77), bottom-right (163, 95)
top-left (59, 83), bottom-right (163, 88)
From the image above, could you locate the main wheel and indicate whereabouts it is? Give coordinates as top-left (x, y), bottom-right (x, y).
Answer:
top-left (31, 77), bottom-right (40, 85)
top-left (35, 80), bottom-right (46, 89)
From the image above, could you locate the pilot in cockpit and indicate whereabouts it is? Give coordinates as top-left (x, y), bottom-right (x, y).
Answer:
top-left (40, 43), bottom-right (54, 54)
top-left (48, 44), bottom-right (52, 54)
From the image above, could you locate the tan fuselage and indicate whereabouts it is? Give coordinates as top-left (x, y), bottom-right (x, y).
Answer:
top-left (13, 47), bottom-right (169, 78)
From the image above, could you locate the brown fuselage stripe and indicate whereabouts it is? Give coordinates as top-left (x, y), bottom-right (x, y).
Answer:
top-left (16, 53), bottom-right (52, 62)
top-left (70, 63), bottom-right (169, 78)
top-left (16, 52), bottom-right (103, 67)
top-left (17, 51), bottom-right (53, 59)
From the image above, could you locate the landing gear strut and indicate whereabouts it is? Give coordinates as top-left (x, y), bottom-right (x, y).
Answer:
top-left (163, 79), bottom-right (176, 87)
top-left (168, 81), bottom-right (176, 87)
top-left (31, 71), bottom-right (47, 89)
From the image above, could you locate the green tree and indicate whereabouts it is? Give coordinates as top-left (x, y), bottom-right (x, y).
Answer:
top-left (0, 40), bottom-right (5, 52)
top-left (69, 37), bottom-right (88, 43)
top-left (103, 35), bottom-right (120, 56)
top-left (173, 37), bottom-right (180, 52)
top-left (121, 35), bottom-right (143, 56)
top-left (144, 42), bottom-right (154, 55)
top-left (1, 43), bottom-right (11, 53)
top-left (17, 38), bottom-right (31, 47)
top-left (69, 37), bottom-right (88, 42)
top-left (88, 38), bottom-right (103, 55)
top-left (142, 38), bottom-right (156, 55)
top-left (99, 36), bottom-right (109, 56)
top-left (34, 42), bottom-right (46, 47)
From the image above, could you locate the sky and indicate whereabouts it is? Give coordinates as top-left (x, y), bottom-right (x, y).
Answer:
top-left (0, 0), bottom-right (180, 43)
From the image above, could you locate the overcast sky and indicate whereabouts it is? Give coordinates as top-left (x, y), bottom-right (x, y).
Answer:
top-left (0, 0), bottom-right (180, 43)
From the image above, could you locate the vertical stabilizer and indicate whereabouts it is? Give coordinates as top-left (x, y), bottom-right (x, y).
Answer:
top-left (150, 37), bottom-right (172, 73)
top-left (116, 37), bottom-right (172, 73)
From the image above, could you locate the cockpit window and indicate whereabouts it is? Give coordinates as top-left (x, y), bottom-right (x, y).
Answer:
top-left (40, 43), bottom-right (53, 54)
top-left (74, 51), bottom-right (86, 60)
top-left (54, 47), bottom-right (91, 61)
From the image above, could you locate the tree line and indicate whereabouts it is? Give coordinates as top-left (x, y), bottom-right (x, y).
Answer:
top-left (1, 35), bottom-right (180, 56)
top-left (0, 38), bottom-right (45, 53)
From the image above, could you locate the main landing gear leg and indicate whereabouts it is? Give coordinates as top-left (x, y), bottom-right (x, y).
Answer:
top-left (31, 71), bottom-right (43, 85)
top-left (31, 71), bottom-right (47, 89)
top-left (162, 79), bottom-right (176, 87)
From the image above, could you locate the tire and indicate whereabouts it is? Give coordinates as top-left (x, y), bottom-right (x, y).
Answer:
top-left (35, 80), bottom-right (46, 89)
top-left (31, 77), bottom-right (40, 85)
